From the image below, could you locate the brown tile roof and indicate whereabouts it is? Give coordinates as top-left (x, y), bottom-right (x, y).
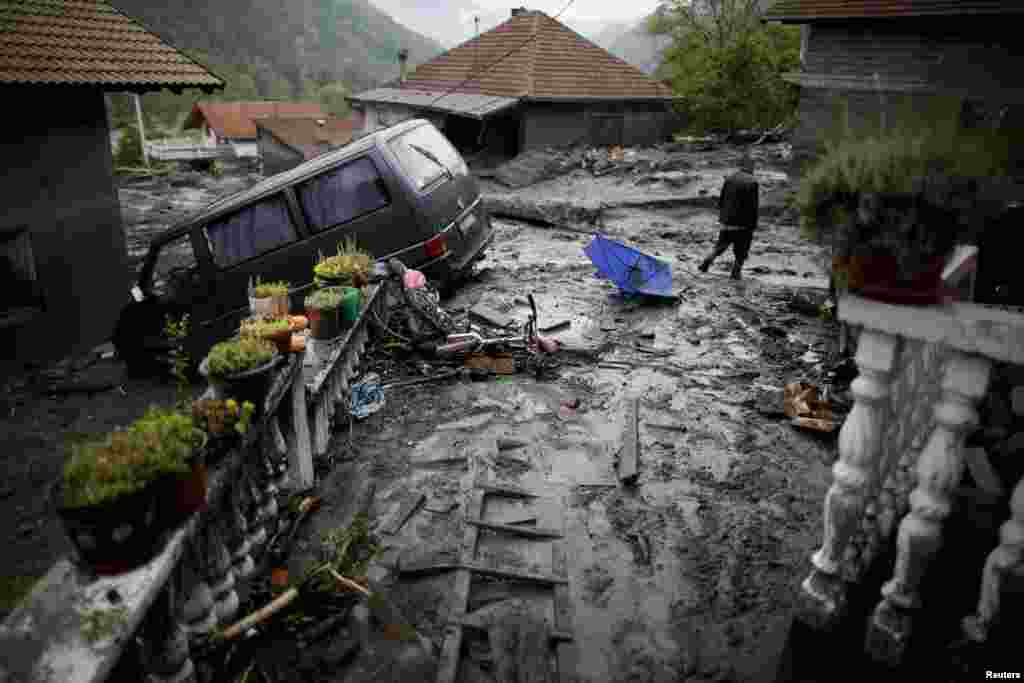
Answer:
top-left (764, 0), bottom-right (1024, 21)
top-left (184, 101), bottom-right (328, 140)
top-left (402, 10), bottom-right (673, 100)
top-left (0, 0), bottom-right (223, 89)
top-left (255, 114), bottom-right (364, 159)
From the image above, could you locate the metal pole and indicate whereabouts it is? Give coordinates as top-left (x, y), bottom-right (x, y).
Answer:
top-left (133, 93), bottom-right (150, 169)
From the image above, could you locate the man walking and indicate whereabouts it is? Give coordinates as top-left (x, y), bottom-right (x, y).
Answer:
top-left (698, 153), bottom-right (759, 280)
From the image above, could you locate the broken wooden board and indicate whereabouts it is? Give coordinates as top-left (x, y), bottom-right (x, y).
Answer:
top-left (382, 492), bottom-right (426, 535)
top-left (466, 518), bottom-right (563, 539)
top-left (619, 397), bottom-right (640, 484)
top-left (475, 481), bottom-right (538, 498)
top-left (436, 490), bottom-right (484, 683)
top-left (400, 560), bottom-right (569, 586)
top-left (470, 304), bottom-right (514, 329)
top-left (464, 353), bottom-right (517, 375)
top-left (538, 496), bottom-right (577, 683)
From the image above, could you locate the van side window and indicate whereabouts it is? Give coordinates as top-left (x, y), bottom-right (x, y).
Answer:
top-left (149, 233), bottom-right (199, 299)
top-left (204, 194), bottom-right (298, 268)
top-left (298, 157), bottom-right (390, 232)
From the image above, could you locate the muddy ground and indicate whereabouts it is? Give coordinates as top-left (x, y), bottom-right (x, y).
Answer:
top-left (0, 142), bottom-right (840, 682)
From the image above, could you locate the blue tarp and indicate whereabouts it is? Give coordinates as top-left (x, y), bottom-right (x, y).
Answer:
top-left (583, 234), bottom-right (675, 299)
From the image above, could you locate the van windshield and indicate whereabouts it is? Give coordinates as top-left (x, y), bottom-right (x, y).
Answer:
top-left (389, 124), bottom-right (463, 192)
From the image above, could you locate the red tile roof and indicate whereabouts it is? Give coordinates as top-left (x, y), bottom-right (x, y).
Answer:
top-left (403, 10), bottom-right (673, 100)
top-left (0, 0), bottom-right (223, 89)
top-left (255, 114), bottom-right (363, 158)
top-left (184, 101), bottom-right (328, 140)
top-left (765, 0), bottom-right (1024, 21)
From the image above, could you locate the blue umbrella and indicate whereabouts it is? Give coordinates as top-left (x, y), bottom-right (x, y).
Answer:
top-left (583, 234), bottom-right (675, 298)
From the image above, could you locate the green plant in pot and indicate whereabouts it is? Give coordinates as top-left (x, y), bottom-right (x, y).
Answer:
top-left (313, 237), bottom-right (374, 289)
top-left (192, 398), bottom-right (255, 460)
top-left (56, 407), bottom-right (204, 575)
top-left (305, 287), bottom-right (344, 340)
top-left (201, 336), bottom-right (279, 413)
top-left (239, 315), bottom-right (293, 354)
top-left (797, 96), bottom-right (1014, 305)
top-left (252, 279), bottom-right (291, 317)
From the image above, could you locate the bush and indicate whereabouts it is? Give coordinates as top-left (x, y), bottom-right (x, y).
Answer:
top-left (239, 316), bottom-right (291, 337)
top-left (305, 287), bottom-right (344, 310)
top-left (253, 280), bottom-right (290, 298)
top-left (205, 337), bottom-right (277, 378)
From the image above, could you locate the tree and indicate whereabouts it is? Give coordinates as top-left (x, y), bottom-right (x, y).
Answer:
top-left (114, 122), bottom-right (144, 168)
top-left (651, 0), bottom-right (800, 134)
top-left (317, 82), bottom-right (351, 117)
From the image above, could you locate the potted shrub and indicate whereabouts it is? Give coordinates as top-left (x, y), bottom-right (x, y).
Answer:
top-left (240, 316), bottom-right (293, 354)
top-left (191, 398), bottom-right (256, 461)
top-left (305, 287), bottom-right (344, 340)
top-left (252, 279), bottom-right (291, 317)
top-left (200, 336), bottom-right (279, 413)
top-left (797, 98), bottom-right (1014, 305)
top-left (313, 237), bottom-right (374, 289)
top-left (55, 407), bottom-right (203, 575)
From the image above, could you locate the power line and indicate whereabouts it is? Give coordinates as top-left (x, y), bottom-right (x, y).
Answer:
top-left (423, 0), bottom-right (577, 109)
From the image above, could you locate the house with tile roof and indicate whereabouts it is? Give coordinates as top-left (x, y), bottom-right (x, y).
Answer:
top-left (183, 101), bottom-right (327, 158)
top-left (255, 112), bottom-right (365, 175)
top-left (763, 0), bottom-right (1024, 166)
top-left (349, 7), bottom-right (681, 156)
top-left (0, 0), bottom-right (222, 373)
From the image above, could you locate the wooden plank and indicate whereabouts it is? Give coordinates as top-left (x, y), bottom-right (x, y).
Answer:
top-left (458, 618), bottom-right (573, 643)
top-left (467, 518), bottom-right (563, 539)
top-left (475, 481), bottom-right (538, 498)
top-left (383, 492), bottom-right (427, 535)
top-left (619, 397), bottom-right (640, 484)
top-left (436, 490), bottom-right (484, 683)
top-left (538, 495), bottom-right (577, 683)
top-left (401, 561), bottom-right (569, 586)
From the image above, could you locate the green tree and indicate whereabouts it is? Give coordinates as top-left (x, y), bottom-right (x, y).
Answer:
top-left (317, 82), bottom-right (351, 117)
top-left (114, 122), bottom-right (144, 168)
top-left (652, 0), bottom-right (800, 134)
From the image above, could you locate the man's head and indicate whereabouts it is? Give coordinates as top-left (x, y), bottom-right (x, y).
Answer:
top-left (739, 152), bottom-right (755, 174)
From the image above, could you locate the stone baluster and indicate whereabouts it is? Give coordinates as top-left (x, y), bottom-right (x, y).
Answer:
top-left (314, 396), bottom-right (330, 456)
top-left (962, 473), bottom-right (1024, 643)
top-left (243, 469), bottom-right (268, 553)
top-left (179, 532), bottom-right (217, 637)
top-left (258, 445), bottom-right (281, 538)
top-left (201, 518), bottom-right (239, 624)
top-left (866, 352), bottom-right (991, 665)
top-left (226, 480), bottom-right (256, 580)
top-left (801, 329), bottom-right (899, 625)
top-left (138, 574), bottom-right (195, 683)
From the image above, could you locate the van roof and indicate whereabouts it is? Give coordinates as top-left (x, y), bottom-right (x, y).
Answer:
top-left (150, 118), bottom-right (429, 247)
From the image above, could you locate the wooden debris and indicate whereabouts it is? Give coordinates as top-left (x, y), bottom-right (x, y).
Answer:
top-left (475, 481), bottom-right (538, 498)
top-left (436, 490), bottom-right (484, 683)
top-left (644, 422), bottom-right (688, 433)
top-left (496, 437), bottom-right (529, 451)
top-left (383, 492), bottom-right (426, 535)
top-left (466, 518), bottom-right (563, 539)
top-left (790, 416), bottom-right (837, 433)
top-left (219, 587), bottom-right (299, 641)
top-left (489, 511), bottom-right (537, 526)
top-left (400, 560), bottom-right (569, 586)
top-left (465, 353), bottom-right (517, 375)
top-left (540, 320), bottom-right (571, 333)
top-left (619, 397), bottom-right (640, 484)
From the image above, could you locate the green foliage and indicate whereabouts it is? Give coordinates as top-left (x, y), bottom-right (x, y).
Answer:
top-left (656, 1), bottom-right (801, 133)
top-left (191, 399), bottom-right (255, 437)
top-left (165, 313), bottom-right (191, 405)
top-left (62, 407), bottom-right (200, 508)
top-left (0, 575), bottom-right (38, 613)
top-left (114, 124), bottom-right (145, 168)
top-left (317, 82), bottom-right (351, 117)
top-left (205, 337), bottom-right (277, 379)
top-left (253, 279), bottom-right (290, 298)
top-left (313, 238), bottom-right (374, 281)
top-left (319, 513), bottom-right (381, 579)
top-left (239, 316), bottom-right (291, 338)
top-left (80, 606), bottom-right (129, 643)
top-left (305, 287), bottom-right (344, 310)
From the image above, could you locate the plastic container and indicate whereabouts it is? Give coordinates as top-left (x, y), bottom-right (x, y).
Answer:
top-left (340, 287), bottom-right (361, 326)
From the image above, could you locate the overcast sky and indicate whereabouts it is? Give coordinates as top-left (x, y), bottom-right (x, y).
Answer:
top-left (370, 0), bottom-right (664, 49)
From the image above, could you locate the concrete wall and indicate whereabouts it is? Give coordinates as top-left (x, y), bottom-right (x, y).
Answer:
top-left (521, 102), bottom-right (678, 150)
top-left (0, 86), bottom-right (130, 373)
top-left (257, 128), bottom-right (303, 177)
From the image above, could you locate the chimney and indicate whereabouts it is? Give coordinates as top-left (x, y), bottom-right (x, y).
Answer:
top-left (397, 49), bottom-right (409, 84)
top-left (511, 7), bottom-right (528, 16)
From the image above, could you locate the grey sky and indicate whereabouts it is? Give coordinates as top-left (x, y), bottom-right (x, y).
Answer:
top-left (369, 0), bottom-right (664, 49)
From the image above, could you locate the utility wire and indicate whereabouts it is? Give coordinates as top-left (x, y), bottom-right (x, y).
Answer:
top-left (423, 0), bottom-right (577, 109)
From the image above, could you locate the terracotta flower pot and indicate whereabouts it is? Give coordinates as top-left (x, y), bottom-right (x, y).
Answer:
top-left (852, 251), bottom-right (947, 305)
top-left (162, 451), bottom-right (208, 529)
top-left (262, 327), bottom-right (293, 354)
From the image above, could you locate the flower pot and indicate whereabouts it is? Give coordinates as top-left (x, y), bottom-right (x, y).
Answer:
top-left (261, 327), bottom-right (292, 354)
top-left (850, 251), bottom-right (947, 305)
top-left (54, 479), bottom-right (166, 575)
top-left (161, 451), bottom-right (208, 529)
top-left (307, 305), bottom-right (342, 340)
top-left (314, 271), bottom-right (352, 289)
top-left (204, 355), bottom-right (279, 416)
top-left (253, 296), bottom-right (274, 316)
top-left (340, 287), bottom-right (361, 327)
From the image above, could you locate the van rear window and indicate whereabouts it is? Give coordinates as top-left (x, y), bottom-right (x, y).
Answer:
top-left (389, 124), bottom-right (463, 192)
top-left (204, 195), bottom-right (297, 268)
top-left (297, 157), bottom-right (389, 232)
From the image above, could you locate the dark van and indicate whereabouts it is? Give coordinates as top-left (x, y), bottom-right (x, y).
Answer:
top-left (114, 118), bottom-right (493, 370)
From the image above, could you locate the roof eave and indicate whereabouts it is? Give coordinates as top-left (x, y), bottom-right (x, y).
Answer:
top-left (523, 95), bottom-right (678, 103)
top-left (1, 81), bottom-right (224, 94)
top-left (345, 95), bottom-right (521, 119)
top-left (763, 9), bottom-right (1024, 23)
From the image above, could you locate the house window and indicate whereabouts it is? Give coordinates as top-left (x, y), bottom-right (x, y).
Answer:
top-left (298, 157), bottom-right (390, 231)
top-left (0, 227), bottom-right (44, 326)
top-left (203, 195), bottom-right (298, 268)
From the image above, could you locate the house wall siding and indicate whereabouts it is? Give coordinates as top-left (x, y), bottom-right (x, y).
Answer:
top-left (258, 129), bottom-right (303, 177)
top-left (522, 102), bottom-right (678, 150)
top-left (1, 86), bottom-right (129, 372)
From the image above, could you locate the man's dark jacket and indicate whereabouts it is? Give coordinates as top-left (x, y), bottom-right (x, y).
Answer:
top-left (718, 171), bottom-right (759, 231)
